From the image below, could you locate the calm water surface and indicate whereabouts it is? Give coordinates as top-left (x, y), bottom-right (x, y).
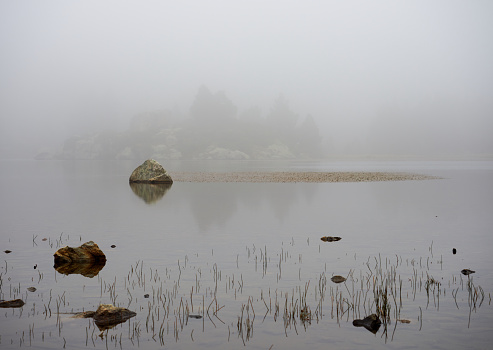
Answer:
top-left (1, 160), bottom-right (492, 349)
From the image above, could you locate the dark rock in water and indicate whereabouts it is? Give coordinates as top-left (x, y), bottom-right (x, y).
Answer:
top-left (0, 299), bottom-right (25, 308)
top-left (353, 314), bottom-right (381, 334)
top-left (129, 182), bottom-right (172, 204)
top-left (72, 304), bottom-right (136, 331)
top-left (461, 269), bottom-right (475, 275)
top-left (188, 314), bottom-right (203, 319)
top-left (452, 248), bottom-right (457, 254)
top-left (331, 275), bottom-right (346, 283)
top-left (144, 294), bottom-right (149, 298)
top-left (54, 241), bottom-right (106, 278)
top-left (111, 245), bottom-right (116, 248)
top-left (321, 236), bottom-right (341, 242)
top-left (27, 287), bottom-right (36, 292)
top-left (93, 304), bottom-right (137, 330)
top-left (129, 159), bottom-right (173, 184)
top-left (4, 250), bottom-right (12, 254)
top-left (54, 241), bottom-right (106, 264)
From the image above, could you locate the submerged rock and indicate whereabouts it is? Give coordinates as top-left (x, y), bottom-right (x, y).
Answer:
top-left (72, 304), bottom-right (136, 331)
top-left (0, 299), bottom-right (25, 308)
top-left (54, 241), bottom-right (106, 278)
top-left (321, 236), bottom-right (341, 242)
top-left (331, 275), bottom-right (346, 283)
top-left (353, 314), bottom-right (381, 333)
top-left (188, 314), bottom-right (203, 319)
top-left (93, 304), bottom-right (137, 326)
top-left (129, 159), bottom-right (173, 184)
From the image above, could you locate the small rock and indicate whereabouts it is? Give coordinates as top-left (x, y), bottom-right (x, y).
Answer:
top-left (321, 236), bottom-right (341, 242)
top-left (72, 304), bottom-right (136, 331)
top-left (42, 238), bottom-right (48, 241)
top-left (461, 269), bottom-right (475, 275)
top-left (0, 299), bottom-right (25, 308)
top-left (144, 294), bottom-right (149, 298)
top-left (398, 319), bottom-right (411, 323)
top-left (188, 314), bottom-right (203, 319)
top-left (27, 287), bottom-right (36, 292)
top-left (331, 275), bottom-right (346, 283)
top-left (4, 250), bottom-right (12, 254)
top-left (353, 314), bottom-right (381, 333)
top-left (452, 248), bottom-right (457, 254)
top-left (93, 304), bottom-right (137, 326)
top-left (111, 245), bottom-right (116, 248)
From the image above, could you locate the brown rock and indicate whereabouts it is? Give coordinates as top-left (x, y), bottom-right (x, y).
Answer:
top-left (0, 299), bottom-right (25, 308)
top-left (321, 236), bottom-right (341, 242)
top-left (331, 275), bottom-right (346, 283)
top-left (54, 241), bottom-right (106, 278)
top-left (129, 159), bottom-right (173, 184)
top-left (93, 304), bottom-right (137, 329)
top-left (54, 241), bottom-right (106, 265)
top-left (71, 304), bottom-right (136, 331)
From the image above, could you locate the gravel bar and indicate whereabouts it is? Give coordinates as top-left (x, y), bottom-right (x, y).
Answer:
top-left (169, 171), bottom-right (438, 183)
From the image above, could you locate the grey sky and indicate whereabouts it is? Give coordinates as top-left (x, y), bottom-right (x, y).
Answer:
top-left (1, 0), bottom-right (492, 158)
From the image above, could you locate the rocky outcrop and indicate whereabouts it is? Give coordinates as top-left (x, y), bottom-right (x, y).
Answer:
top-left (129, 159), bottom-right (173, 183)
top-left (54, 241), bottom-right (106, 277)
top-left (73, 304), bottom-right (136, 331)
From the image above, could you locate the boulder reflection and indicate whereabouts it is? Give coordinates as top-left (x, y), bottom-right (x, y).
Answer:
top-left (129, 182), bottom-right (172, 204)
top-left (54, 260), bottom-right (106, 278)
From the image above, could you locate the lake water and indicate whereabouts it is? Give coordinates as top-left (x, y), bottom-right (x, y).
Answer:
top-left (1, 159), bottom-right (492, 349)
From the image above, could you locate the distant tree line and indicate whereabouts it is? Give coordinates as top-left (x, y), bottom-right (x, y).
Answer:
top-left (58, 86), bottom-right (325, 160)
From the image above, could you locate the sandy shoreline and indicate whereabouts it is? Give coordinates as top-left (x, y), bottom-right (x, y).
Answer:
top-left (169, 171), bottom-right (439, 183)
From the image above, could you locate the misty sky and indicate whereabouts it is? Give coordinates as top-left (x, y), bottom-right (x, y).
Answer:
top-left (1, 0), bottom-right (492, 158)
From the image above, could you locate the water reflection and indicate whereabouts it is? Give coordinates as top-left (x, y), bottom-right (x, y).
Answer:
top-left (54, 260), bottom-right (106, 278)
top-left (129, 182), bottom-right (172, 204)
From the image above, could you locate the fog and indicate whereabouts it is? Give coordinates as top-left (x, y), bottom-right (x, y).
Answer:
top-left (1, 0), bottom-right (492, 159)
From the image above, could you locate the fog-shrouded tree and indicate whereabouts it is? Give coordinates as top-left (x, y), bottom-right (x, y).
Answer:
top-left (267, 94), bottom-right (299, 132)
top-left (295, 114), bottom-right (323, 157)
top-left (189, 85), bottom-right (237, 125)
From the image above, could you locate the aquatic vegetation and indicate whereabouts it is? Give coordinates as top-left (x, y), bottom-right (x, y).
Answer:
top-left (0, 235), bottom-right (491, 349)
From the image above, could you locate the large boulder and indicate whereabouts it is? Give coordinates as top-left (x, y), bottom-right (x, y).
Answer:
top-left (129, 159), bottom-right (173, 184)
